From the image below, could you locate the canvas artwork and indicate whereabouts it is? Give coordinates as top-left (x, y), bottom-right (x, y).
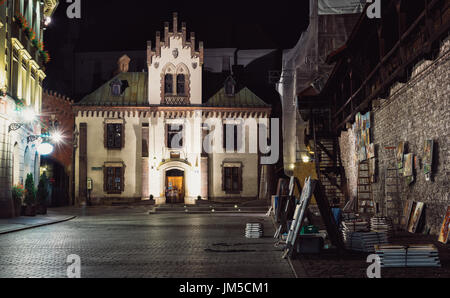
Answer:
top-left (396, 142), bottom-right (405, 170)
top-left (438, 207), bottom-right (450, 244)
top-left (423, 140), bottom-right (434, 181)
top-left (404, 153), bottom-right (414, 177)
top-left (367, 143), bottom-right (375, 159)
top-left (408, 202), bottom-right (425, 233)
top-left (402, 200), bottom-right (415, 228)
top-left (369, 157), bottom-right (376, 183)
top-left (359, 146), bottom-right (367, 162)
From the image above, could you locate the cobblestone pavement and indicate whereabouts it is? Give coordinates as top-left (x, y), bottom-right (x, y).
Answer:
top-left (0, 208), bottom-right (294, 278)
top-left (291, 232), bottom-right (450, 278)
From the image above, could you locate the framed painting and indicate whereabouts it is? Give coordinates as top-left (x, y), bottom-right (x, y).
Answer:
top-left (396, 142), bottom-right (405, 163)
top-left (402, 200), bottom-right (414, 228)
top-left (367, 143), bottom-right (375, 159)
top-left (423, 140), bottom-right (434, 181)
top-left (404, 153), bottom-right (414, 177)
top-left (408, 202), bottom-right (424, 233)
top-left (438, 207), bottom-right (450, 244)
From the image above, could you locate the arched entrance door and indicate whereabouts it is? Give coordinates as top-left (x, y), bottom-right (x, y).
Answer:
top-left (165, 169), bottom-right (185, 204)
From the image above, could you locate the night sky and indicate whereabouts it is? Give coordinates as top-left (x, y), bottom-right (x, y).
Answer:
top-left (43, 0), bottom-right (310, 95)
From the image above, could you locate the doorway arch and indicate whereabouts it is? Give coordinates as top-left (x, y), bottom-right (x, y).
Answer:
top-left (165, 168), bottom-right (185, 204)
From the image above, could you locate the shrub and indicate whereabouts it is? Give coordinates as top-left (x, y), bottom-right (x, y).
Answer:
top-left (36, 173), bottom-right (49, 207)
top-left (24, 174), bottom-right (36, 206)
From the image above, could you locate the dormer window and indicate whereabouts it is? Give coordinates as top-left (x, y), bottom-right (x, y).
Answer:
top-left (224, 76), bottom-right (236, 97)
top-left (110, 79), bottom-right (123, 96)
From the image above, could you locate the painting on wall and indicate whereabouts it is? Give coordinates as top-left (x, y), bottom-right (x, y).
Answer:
top-left (404, 154), bottom-right (414, 177)
top-left (402, 200), bottom-right (415, 229)
top-left (367, 143), bottom-right (375, 159)
top-left (438, 207), bottom-right (450, 244)
top-left (354, 112), bottom-right (372, 163)
top-left (396, 142), bottom-right (405, 173)
top-left (408, 202), bottom-right (425, 233)
top-left (423, 140), bottom-right (434, 181)
top-left (369, 157), bottom-right (376, 183)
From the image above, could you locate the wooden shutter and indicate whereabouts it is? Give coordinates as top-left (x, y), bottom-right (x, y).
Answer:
top-left (120, 166), bottom-right (125, 193)
top-left (120, 123), bottom-right (125, 149)
top-left (238, 166), bottom-right (243, 191)
top-left (104, 123), bottom-right (108, 148)
top-left (103, 167), bottom-right (108, 192)
top-left (222, 166), bottom-right (226, 191)
top-left (165, 124), bottom-right (169, 148)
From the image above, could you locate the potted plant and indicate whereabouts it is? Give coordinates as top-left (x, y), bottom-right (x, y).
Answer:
top-left (12, 185), bottom-right (25, 217)
top-left (24, 174), bottom-right (36, 217)
top-left (36, 173), bottom-right (49, 215)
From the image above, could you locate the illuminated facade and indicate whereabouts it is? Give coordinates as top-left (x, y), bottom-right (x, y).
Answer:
top-left (73, 14), bottom-right (272, 205)
top-left (0, 0), bottom-right (58, 217)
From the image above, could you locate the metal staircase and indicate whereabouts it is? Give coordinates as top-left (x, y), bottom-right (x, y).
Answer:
top-left (309, 110), bottom-right (347, 207)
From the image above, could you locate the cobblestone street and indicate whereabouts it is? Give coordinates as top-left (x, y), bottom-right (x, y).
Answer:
top-left (0, 208), bottom-right (294, 278)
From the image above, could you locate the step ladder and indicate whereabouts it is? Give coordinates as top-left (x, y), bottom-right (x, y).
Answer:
top-left (357, 160), bottom-right (374, 218)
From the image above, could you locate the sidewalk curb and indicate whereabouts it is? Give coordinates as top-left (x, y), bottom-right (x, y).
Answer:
top-left (0, 216), bottom-right (77, 235)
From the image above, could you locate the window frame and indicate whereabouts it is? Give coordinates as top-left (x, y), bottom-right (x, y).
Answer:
top-left (166, 123), bottom-right (184, 149)
top-left (222, 163), bottom-right (243, 194)
top-left (104, 164), bottom-right (125, 194)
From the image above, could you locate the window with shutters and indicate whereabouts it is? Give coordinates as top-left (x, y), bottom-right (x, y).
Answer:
top-left (106, 123), bottom-right (123, 149)
top-left (222, 163), bottom-right (242, 194)
top-left (104, 167), bottom-right (124, 194)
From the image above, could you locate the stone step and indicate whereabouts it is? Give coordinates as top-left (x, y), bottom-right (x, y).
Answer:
top-left (152, 205), bottom-right (269, 214)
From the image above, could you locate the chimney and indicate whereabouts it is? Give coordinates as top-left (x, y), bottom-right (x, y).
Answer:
top-left (155, 31), bottom-right (161, 56)
top-left (173, 12), bottom-right (178, 33)
top-left (190, 32), bottom-right (196, 57)
top-left (164, 22), bottom-right (169, 46)
top-left (115, 55), bottom-right (131, 75)
top-left (182, 22), bottom-right (187, 46)
top-left (147, 40), bottom-right (153, 65)
top-left (199, 41), bottom-right (204, 65)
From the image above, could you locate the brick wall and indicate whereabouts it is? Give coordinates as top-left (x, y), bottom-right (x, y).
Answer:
top-left (42, 91), bottom-right (74, 169)
top-left (340, 36), bottom-right (450, 235)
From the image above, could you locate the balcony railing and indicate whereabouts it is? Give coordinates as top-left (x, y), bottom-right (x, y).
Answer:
top-left (10, 22), bottom-right (43, 67)
top-left (161, 95), bottom-right (190, 106)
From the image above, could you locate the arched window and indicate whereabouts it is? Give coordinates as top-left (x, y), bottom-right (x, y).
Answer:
top-left (164, 74), bottom-right (174, 94)
top-left (24, 146), bottom-right (31, 177)
top-left (177, 74), bottom-right (185, 96)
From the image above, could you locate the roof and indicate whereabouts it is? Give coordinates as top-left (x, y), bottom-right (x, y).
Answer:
top-left (76, 72), bottom-right (148, 106)
top-left (205, 86), bottom-right (270, 108)
top-left (76, 71), bottom-right (270, 109)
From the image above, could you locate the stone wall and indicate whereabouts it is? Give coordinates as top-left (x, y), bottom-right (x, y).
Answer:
top-left (340, 36), bottom-right (450, 235)
top-left (339, 128), bottom-right (358, 199)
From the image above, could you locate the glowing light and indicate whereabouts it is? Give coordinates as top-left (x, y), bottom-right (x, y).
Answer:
top-left (22, 108), bottom-right (36, 123)
top-left (302, 155), bottom-right (311, 163)
top-left (37, 143), bottom-right (54, 155)
top-left (50, 130), bottom-right (64, 144)
top-left (44, 17), bottom-right (52, 26)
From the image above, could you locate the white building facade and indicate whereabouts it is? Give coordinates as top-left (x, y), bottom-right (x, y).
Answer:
top-left (73, 14), bottom-right (272, 205)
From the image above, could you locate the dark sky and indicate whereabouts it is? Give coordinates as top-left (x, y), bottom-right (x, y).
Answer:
top-left (43, 0), bottom-right (310, 96)
top-left (45, 0), bottom-right (309, 51)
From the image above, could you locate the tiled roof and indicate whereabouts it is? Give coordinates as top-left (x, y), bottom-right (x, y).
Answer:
top-left (76, 72), bottom-right (148, 106)
top-left (204, 87), bottom-right (270, 108)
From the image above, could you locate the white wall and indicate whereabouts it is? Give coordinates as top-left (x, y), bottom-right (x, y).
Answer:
top-left (148, 37), bottom-right (202, 105)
